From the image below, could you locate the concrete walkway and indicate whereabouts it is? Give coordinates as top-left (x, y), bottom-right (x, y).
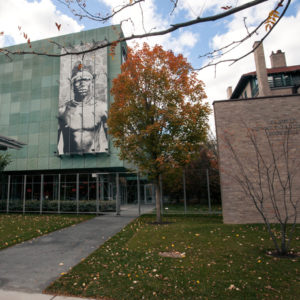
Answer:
top-left (0, 289), bottom-right (95, 300)
top-left (0, 205), bottom-right (154, 299)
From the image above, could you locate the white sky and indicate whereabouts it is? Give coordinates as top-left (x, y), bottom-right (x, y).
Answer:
top-left (0, 0), bottom-right (299, 133)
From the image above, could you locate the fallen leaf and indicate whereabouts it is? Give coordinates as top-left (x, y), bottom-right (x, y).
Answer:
top-left (159, 251), bottom-right (185, 258)
top-left (221, 6), bottom-right (232, 10)
top-left (55, 22), bottom-right (61, 31)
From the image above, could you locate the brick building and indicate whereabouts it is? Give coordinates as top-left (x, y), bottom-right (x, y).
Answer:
top-left (227, 42), bottom-right (300, 99)
top-left (214, 42), bottom-right (300, 224)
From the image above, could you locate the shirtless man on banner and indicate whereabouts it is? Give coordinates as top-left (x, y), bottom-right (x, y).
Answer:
top-left (58, 62), bottom-right (108, 154)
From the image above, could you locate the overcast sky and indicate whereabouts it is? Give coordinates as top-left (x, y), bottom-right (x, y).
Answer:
top-left (0, 0), bottom-right (299, 132)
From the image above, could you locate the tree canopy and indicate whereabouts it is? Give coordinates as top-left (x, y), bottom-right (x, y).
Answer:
top-left (108, 43), bottom-right (210, 222)
top-left (162, 134), bottom-right (220, 205)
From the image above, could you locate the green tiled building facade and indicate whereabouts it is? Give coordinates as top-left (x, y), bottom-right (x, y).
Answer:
top-left (0, 26), bottom-right (142, 213)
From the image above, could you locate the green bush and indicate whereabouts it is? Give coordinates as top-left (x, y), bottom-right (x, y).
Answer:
top-left (3, 199), bottom-right (116, 213)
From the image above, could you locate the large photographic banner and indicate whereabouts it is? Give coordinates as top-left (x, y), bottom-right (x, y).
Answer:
top-left (57, 43), bottom-right (108, 155)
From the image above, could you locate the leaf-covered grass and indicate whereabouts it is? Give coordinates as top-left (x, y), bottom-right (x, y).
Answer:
top-left (0, 214), bottom-right (94, 250)
top-left (161, 203), bottom-right (222, 214)
top-left (45, 215), bottom-right (300, 300)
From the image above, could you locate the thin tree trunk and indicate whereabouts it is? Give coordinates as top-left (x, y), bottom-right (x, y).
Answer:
top-left (155, 177), bottom-right (162, 223)
top-left (280, 224), bottom-right (288, 255)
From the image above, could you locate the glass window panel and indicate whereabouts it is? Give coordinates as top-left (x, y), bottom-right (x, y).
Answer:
top-left (9, 177), bottom-right (24, 212)
top-left (25, 179), bottom-right (41, 212)
top-left (273, 75), bottom-right (283, 87)
top-left (66, 174), bottom-right (77, 183)
top-left (60, 178), bottom-right (77, 212)
top-left (89, 180), bottom-right (96, 201)
top-left (43, 174), bottom-right (59, 211)
top-left (0, 182), bottom-right (7, 211)
top-left (33, 175), bottom-right (41, 184)
top-left (80, 174), bottom-right (89, 182)
top-left (100, 174), bottom-right (116, 211)
top-left (79, 173), bottom-right (96, 212)
top-left (11, 175), bottom-right (24, 185)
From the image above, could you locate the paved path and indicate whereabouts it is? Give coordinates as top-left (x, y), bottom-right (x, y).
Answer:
top-left (0, 205), bottom-right (154, 297)
top-left (0, 289), bottom-right (95, 300)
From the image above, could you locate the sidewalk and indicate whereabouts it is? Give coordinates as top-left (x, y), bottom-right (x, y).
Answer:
top-left (0, 205), bottom-right (154, 299)
top-left (0, 289), bottom-right (94, 300)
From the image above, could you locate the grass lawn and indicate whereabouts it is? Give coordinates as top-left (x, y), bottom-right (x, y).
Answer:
top-left (0, 214), bottom-right (94, 250)
top-left (161, 203), bottom-right (222, 214)
top-left (45, 215), bottom-right (300, 300)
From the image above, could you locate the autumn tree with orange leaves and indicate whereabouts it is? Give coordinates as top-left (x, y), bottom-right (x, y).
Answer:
top-left (108, 43), bottom-right (210, 223)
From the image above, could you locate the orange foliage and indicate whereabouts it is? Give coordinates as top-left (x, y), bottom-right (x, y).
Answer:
top-left (108, 43), bottom-right (211, 179)
top-left (109, 41), bottom-right (118, 60)
top-left (18, 26), bottom-right (31, 48)
top-left (55, 22), bottom-right (62, 31)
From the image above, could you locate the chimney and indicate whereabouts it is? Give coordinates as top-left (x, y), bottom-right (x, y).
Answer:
top-left (227, 86), bottom-right (232, 99)
top-left (253, 41), bottom-right (271, 97)
top-left (270, 50), bottom-right (287, 68)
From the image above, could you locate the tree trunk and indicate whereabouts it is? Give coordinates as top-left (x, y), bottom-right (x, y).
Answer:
top-left (155, 177), bottom-right (162, 223)
top-left (280, 225), bottom-right (288, 255)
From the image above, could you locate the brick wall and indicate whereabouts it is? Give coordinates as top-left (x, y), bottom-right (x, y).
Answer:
top-left (214, 94), bottom-right (300, 224)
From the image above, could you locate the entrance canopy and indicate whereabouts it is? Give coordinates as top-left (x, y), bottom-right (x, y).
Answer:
top-left (0, 135), bottom-right (26, 150)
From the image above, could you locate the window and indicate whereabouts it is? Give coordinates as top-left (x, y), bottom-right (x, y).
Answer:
top-left (268, 73), bottom-right (293, 88)
top-left (251, 78), bottom-right (258, 97)
top-left (121, 46), bottom-right (127, 64)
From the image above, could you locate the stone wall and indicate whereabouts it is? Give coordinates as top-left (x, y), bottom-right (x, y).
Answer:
top-left (214, 94), bottom-right (300, 224)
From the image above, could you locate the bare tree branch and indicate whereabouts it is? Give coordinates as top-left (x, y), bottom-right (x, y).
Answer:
top-left (139, 2), bottom-right (147, 34)
top-left (169, 0), bottom-right (179, 15)
top-left (243, 17), bottom-right (251, 35)
top-left (0, 0), bottom-right (271, 60)
top-left (56, 0), bottom-right (146, 23)
top-left (197, 0), bottom-right (291, 71)
top-left (221, 121), bottom-right (299, 255)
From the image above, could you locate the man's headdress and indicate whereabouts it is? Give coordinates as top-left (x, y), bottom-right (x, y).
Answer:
top-left (71, 61), bottom-right (94, 82)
